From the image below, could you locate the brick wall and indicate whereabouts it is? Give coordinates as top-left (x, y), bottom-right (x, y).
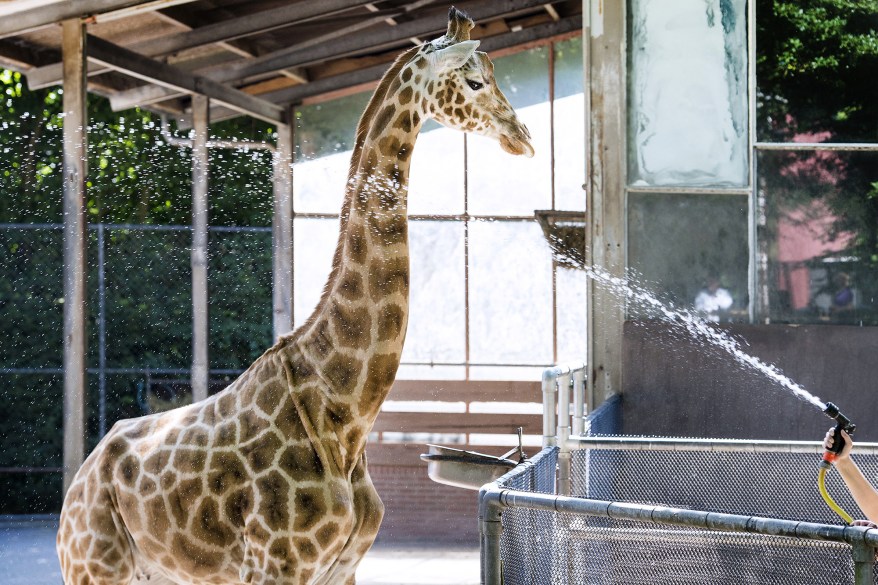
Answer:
top-left (370, 460), bottom-right (481, 545)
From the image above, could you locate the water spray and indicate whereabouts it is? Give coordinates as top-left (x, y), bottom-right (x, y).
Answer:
top-left (818, 401), bottom-right (856, 524)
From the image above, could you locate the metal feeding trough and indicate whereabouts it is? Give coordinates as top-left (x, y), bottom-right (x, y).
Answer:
top-left (421, 429), bottom-right (526, 490)
top-left (535, 209), bottom-right (586, 269)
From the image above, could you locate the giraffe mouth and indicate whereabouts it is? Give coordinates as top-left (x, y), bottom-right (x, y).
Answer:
top-left (500, 133), bottom-right (535, 158)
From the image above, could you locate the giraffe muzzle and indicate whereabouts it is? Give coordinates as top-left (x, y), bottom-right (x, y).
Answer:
top-left (499, 125), bottom-right (535, 158)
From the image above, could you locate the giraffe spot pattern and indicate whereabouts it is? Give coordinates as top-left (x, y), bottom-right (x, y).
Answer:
top-left (323, 353), bottom-right (363, 394)
top-left (330, 300), bottom-right (372, 349)
top-left (279, 444), bottom-right (324, 482)
top-left (256, 471), bottom-right (290, 531)
top-left (293, 487), bottom-right (327, 532)
top-left (377, 303), bottom-right (406, 341)
top-left (368, 256), bottom-right (409, 301)
top-left (193, 497), bottom-right (235, 547)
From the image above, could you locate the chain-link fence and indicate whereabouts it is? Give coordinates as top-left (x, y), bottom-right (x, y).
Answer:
top-left (485, 440), bottom-right (878, 585)
top-left (0, 223), bottom-right (273, 513)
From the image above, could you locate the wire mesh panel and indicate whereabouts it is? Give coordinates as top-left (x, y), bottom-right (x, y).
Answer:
top-left (506, 511), bottom-right (856, 585)
top-left (492, 442), bottom-right (878, 585)
top-left (499, 447), bottom-right (560, 585)
top-left (571, 446), bottom-right (878, 525)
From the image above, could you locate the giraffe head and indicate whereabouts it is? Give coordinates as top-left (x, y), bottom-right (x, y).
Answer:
top-left (416, 7), bottom-right (535, 157)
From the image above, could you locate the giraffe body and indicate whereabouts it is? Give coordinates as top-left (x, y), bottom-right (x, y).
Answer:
top-left (57, 8), bottom-right (533, 584)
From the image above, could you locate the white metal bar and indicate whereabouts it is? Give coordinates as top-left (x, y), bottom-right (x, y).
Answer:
top-left (557, 370), bottom-right (572, 496)
top-left (626, 185), bottom-right (751, 196)
top-left (542, 366), bottom-right (563, 448)
top-left (755, 142), bottom-right (878, 152)
top-left (190, 95), bottom-right (209, 404)
top-left (566, 435), bottom-right (878, 455)
top-left (572, 367), bottom-right (586, 435)
top-left (61, 18), bottom-right (88, 495)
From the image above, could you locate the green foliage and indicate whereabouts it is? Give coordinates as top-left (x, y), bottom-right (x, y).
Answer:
top-left (0, 73), bottom-right (276, 513)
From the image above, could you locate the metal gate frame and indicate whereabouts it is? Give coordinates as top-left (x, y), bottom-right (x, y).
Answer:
top-left (478, 365), bottom-right (878, 585)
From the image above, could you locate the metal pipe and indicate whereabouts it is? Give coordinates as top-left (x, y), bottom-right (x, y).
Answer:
top-left (566, 435), bottom-right (878, 455)
top-left (478, 487), bottom-right (504, 585)
top-left (572, 367), bottom-right (586, 435)
top-left (542, 366), bottom-right (564, 447)
top-left (755, 142), bottom-right (878, 152)
top-left (159, 115), bottom-right (276, 152)
top-left (495, 487), bottom-right (878, 548)
top-left (97, 223), bottom-right (107, 437)
top-left (853, 541), bottom-right (875, 585)
top-left (557, 370), bottom-right (572, 496)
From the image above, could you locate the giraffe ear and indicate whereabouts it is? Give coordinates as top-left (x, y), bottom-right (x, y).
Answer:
top-left (446, 6), bottom-right (475, 42)
top-left (432, 40), bottom-right (480, 71)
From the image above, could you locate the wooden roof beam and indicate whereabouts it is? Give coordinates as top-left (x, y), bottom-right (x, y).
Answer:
top-left (0, 0), bottom-right (198, 38)
top-left (86, 34), bottom-right (285, 124)
top-left (24, 0), bottom-right (385, 89)
top-left (263, 14), bottom-right (582, 106)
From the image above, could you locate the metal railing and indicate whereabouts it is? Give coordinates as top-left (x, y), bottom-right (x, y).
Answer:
top-left (478, 365), bottom-right (878, 585)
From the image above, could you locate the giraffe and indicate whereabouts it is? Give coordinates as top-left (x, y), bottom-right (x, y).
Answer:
top-left (56, 7), bottom-right (533, 585)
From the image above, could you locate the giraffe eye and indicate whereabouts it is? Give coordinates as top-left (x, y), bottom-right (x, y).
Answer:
top-left (466, 79), bottom-right (484, 91)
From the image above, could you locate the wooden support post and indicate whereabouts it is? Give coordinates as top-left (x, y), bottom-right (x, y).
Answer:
top-left (61, 19), bottom-right (87, 494)
top-left (272, 114), bottom-right (294, 340)
top-left (191, 95), bottom-right (209, 403)
top-left (585, 0), bottom-right (626, 408)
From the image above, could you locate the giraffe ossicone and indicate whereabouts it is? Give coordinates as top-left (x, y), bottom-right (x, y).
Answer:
top-left (57, 7), bottom-right (533, 584)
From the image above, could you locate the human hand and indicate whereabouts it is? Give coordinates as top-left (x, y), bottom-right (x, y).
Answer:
top-left (851, 520), bottom-right (878, 529)
top-left (824, 427), bottom-right (853, 461)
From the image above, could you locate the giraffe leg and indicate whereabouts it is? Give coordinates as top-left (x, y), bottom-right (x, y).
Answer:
top-left (57, 485), bottom-right (136, 585)
top-left (319, 456), bottom-right (385, 585)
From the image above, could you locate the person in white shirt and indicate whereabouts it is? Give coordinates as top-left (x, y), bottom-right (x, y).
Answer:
top-left (694, 277), bottom-right (733, 322)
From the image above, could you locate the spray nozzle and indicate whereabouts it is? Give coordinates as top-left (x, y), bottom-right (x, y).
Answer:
top-left (822, 402), bottom-right (856, 466)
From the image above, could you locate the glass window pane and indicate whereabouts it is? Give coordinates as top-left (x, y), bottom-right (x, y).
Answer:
top-left (556, 266), bottom-right (588, 363)
top-left (628, 193), bottom-right (749, 321)
top-left (402, 221), bottom-right (466, 365)
top-left (554, 36), bottom-right (586, 211)
top-left (756, 1), bottom-right (878, 143)
top-left (293, 218), bottom-right (339, 328)
top-left (759, 151), bottom-right (878, 324)
top-left (469, 220), bottom-right (553, 366)
top-left (468, 48), bottom-right (552, 216)
top-left (408, 128), bottom-right (465, 215)
top-left (294, 92), bottom-right (370, 214)
top-left (629, 0), bottom-right (748, 187)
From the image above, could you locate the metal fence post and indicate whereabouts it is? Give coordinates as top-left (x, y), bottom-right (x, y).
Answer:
top-left (479, 487), bottom-right (504, 585)
top-left (853, 541), bottom-right (875, 585)
top-left (558, 371), bottom-right (572, 496)
top-left (542, 367), bottom-right (559, 448)
top-left (97, 223), bottom-right (107, 437)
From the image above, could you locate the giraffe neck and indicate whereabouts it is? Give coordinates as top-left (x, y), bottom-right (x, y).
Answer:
top-left (289, 53), bottom-right (425, 461)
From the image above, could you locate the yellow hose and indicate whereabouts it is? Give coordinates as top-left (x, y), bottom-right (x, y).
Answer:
top-left (818, 465), bottom-right (854, 525)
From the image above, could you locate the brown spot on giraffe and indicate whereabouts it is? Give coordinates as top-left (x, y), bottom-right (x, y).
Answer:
top-left (338, 269), bottom-right (364, 301)
top-left (330, 300), bottom-right (372, 348)
top-left (293, 487), bottom-right (327, 532)
top-left (377, 303), bottom-right (406, 341)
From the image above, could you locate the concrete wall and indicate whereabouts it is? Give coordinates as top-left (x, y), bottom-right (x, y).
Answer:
top-left (621, 321), bottom-right (878, 442)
